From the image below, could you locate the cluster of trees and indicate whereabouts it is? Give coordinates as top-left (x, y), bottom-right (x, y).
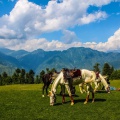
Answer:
top-left (0, 69), bottom-right (34, 85)
top-left (93, 63), bottom-right (114, 80)
top-left (93, 62), bottom-right (120, 80)
top-left (0, 62), bottom-right (120, 86)
top-left (110, 70), bottom-right (120, 80)
top-left (0, 68), bottom-right (56, 86)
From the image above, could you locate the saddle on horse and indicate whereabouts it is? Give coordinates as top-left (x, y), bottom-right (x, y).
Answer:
top-left (62, 68), bottom-right (82, 80)
top-left (71, 69), bottom-right (82, 78)
top-left (62, 68), bottom-right (82, 95)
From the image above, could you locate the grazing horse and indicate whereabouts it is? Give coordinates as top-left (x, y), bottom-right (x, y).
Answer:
top-left (42, 72), bottom-right (53, 97)
top-left (94, 75), bottom-right (110, 93)
top-left (79, 73), bottom-right (110, 93)
top-left (49, 69), bottom-right (109, 106)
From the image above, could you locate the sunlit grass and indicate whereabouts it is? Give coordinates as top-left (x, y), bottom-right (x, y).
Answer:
top-left (110, 80), bottom-right (120, 88)
top-left (0, 84), bottom-right (42, 91)
top-left (0, 80), bottom-right (120, 120)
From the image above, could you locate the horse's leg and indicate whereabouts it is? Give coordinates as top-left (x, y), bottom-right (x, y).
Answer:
top-left (84, 94), bottom-right (89, 104)
top-left (94, 81), bottom-right (99, 92)
top-left (62, 94), bottom-right (65, 103)
top-left (61, 85), bottom-right (65, 103)
top-left (79, 83), bottom-right (86, 94)
top-left (45, 86), bottom-right (49, 96)
top-left (90, 83), bottom-right (95, 103)
top-left (84, 84), bottom-right (90, 104)
top-left (65, 84), bottom-right (74, 105)
top-left (79, 83), bottom-right (83, 94)
top-left (59, 85), bottom-right (63, 96)
top-left (46, 83), bottom-right (50, 96)
top-left (42, 84), bottom-right (46, 97)
top-left (84, 84), bottom-right (95, 104)
top-left (92, 91), bottom-right (95, 103)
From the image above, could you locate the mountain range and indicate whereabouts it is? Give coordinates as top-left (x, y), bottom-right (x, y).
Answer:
top-left (0, 47), bottom-right (120, 75)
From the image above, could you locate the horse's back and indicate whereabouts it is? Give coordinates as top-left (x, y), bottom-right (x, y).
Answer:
top-left (81, 69), bottom-right (95, 76)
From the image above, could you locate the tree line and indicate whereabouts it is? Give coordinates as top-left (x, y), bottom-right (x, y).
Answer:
top-left (0, 63), bottom-right (120, 86)
top-left (93, 62), bottom-right (120, 80)
top-left (0, 68), bottom-right (56, 86)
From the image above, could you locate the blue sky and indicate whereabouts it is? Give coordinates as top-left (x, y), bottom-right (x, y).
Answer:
top-left (0, 0), bottom-right (120, 52)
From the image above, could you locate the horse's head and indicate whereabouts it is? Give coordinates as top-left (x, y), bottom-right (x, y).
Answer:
top-left (105, 85), bottom-right (110, 93)
top-left (98, 74), bottom-right (110, 92)
top-left (49, 91), bottom-right (56, 106)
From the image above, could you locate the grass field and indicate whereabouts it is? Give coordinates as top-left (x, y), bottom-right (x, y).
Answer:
top-left (0, 80), bottom-right (120, 120)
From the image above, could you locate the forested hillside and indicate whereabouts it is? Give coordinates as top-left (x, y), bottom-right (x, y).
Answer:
top-left (0, 47), bottom-right (120, 75)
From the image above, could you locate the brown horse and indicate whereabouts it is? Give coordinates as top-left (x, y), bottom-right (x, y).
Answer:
top-left (42, 72), bottom-right (53, 97)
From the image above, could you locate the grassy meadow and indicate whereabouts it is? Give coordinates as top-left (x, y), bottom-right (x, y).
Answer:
top-left (0, 80), bottom-right (120, 120)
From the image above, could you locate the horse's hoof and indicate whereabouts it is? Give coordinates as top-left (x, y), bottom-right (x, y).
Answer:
top-left (50, 104), bottom-right (54, 106)
top-left (62, 101), bottom-right (65, 104)
top-left (42, 95), bottom-right (45, 97)
top-left (84, 101), bottom-right (87, 104)
top-left (71, 102), bottom-right (74, 105)
top-left (94, 90), bottom-right (96, 93)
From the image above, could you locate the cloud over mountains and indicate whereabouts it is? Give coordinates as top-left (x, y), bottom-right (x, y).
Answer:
top-left (0, 0), bottom-right (120, 52)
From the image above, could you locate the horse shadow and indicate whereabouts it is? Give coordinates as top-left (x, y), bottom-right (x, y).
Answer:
top-left (54, 98), bottom-right (106, 106)
top-left (96, 90), bottom-right (108, 93)
top-left (56, 93), bottom-right (79, 97)
top-left (74, 98), bottom-right (106, 103)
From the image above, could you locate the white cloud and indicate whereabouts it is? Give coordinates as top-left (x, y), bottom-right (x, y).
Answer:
top-left (83, 28), bottom-right (120, 52)
top-left (101, 28), bottom-right (120, 51)
top-left (0, 37), bottom-right (82, 51)
top-left (61, 30), bottom-right (79, 44)
top-left (1, 28), bottom-right (119, 52)
top-left (0, 0), bottom-right (111, 39)
top-left (0, 0), bottom-right (119, 52)
top-left (79, 11), bottom-right (107, 24)
top-left (0, 26), bottom-right (16, 39)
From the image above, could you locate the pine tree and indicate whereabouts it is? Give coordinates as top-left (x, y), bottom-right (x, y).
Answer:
top-left (93, 63), bottom-right (100, 72)
top-left (35, 75), bottom-right (40, 84)
top-left (102, 63), bottom-right (114, 79)
top-left (20, 69), bottom-right (26, 84)
top-left (15, 68), bottom-right (21, 83)
top-left (28, 69), bottom-right (35, 84)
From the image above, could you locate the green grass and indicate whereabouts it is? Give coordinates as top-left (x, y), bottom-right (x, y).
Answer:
top-left (0, 81), bottom-right (120, 120)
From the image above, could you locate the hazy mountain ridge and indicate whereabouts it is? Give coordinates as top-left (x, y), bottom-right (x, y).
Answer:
top-left (0, 51), bottom-right (24, 74)
top-left (0, 47), bottom-right (120, 75)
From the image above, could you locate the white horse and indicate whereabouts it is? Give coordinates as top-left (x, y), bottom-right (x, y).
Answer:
top-left (49, 69), bottom-right (109, 106)
top-left (79, 75), bottom-right (110, 93)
